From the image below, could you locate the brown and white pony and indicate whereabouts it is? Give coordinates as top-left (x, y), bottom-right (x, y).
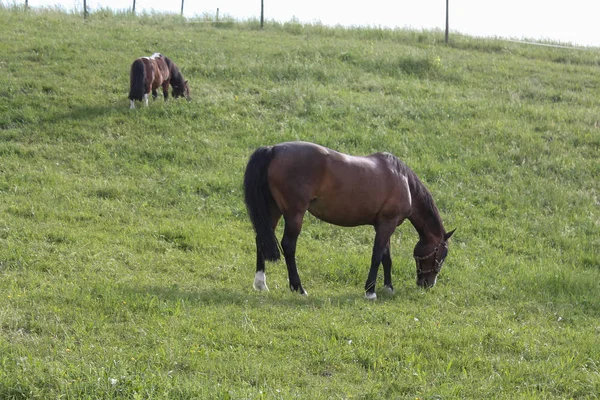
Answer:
top-left (128, 53), bottom-right (190, 109)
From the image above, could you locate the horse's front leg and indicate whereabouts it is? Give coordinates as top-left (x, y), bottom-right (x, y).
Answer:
top-left (365, 222), bottom-right (396, 300)
top-left (162, 81), bottom-right (169, 101)
top-left (152, 89), bottom-right (158, 100)
top-left (281, 213), bottom-right (307, 295)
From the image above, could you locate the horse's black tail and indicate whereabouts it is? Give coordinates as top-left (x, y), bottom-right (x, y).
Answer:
top-left (243, 146), bottom-right (281, 262)
top-left (128, 59), bottom-right (146, 101)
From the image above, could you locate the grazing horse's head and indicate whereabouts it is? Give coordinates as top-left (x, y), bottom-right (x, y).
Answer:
top-left (172, 80), bottom-right (190, 101)
top-left (414, 229), bottom-right (455, 288)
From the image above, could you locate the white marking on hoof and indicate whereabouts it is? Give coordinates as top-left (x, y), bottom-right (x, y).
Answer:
top-left (365, 292), bottom-right (377, 300)
top-left (253, 271), bottom-right (268, 291)
top-left (384, 285), bottom-right (394, 295)
top-left (130, 100), bottom-right (135, 109)
top-left (143, 94), bottom-right (149, 107)
top-left (301, 289), bottom-right (308, 297)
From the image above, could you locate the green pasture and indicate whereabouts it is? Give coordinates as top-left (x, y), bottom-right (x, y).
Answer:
top-left (0, 6), bottom-right (598, 399)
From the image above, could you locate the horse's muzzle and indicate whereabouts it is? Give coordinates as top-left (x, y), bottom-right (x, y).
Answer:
top-left (417, 275), bottom-right (437, 288)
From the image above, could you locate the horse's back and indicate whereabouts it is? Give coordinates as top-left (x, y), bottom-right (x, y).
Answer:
top-left (268, 142), bottom-right (411, 226)
top-left (153, 57), bottom-right (170, 84)
top-left (271, 141), bottom-right (329, 165)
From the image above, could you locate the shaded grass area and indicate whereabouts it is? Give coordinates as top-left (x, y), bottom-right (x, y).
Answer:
top-left (0, 6), bottom-right (599, 399)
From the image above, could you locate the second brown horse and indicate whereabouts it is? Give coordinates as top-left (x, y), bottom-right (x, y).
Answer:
top-left (129, 53), bottom-right (190, 109)
top-left (243, 141), bottom-right (455, 299)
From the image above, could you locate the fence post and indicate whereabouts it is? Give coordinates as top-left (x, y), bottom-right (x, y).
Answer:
top-left (260, 0), bottom-right (264, 28)
top-left (180, 0), bottom-right (184, 16)
top-left (25, 0), bottom-right (28, 8)
top-left (83, 0), bottom-right (88, 19)
top-left (445, 0), bottom-right (449, 43)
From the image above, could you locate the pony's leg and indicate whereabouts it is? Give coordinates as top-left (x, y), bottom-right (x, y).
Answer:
top-left (365, 223), bottom-right (396, 300)
top-left (281, 212), bottom-right (307, 295)
top-left (382, 240), bottom-right (394, 294)
top-left (162, 81), bottom-right (169, 101)
top-left (254, 211), bottom-right (281, 291)
top-left (152, 89), bottom-right (158, 100)
top-left (143, 93), bottom-right (149, 107)
top-left (130, 100), bottom-right (135, 109)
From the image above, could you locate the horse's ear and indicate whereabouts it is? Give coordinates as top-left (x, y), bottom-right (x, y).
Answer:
top-left (444, 229), bottom-right (456, 241)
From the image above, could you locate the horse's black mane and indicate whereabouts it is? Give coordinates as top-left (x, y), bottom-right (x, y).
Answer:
top-left (380, 152), bottom-right (443, 229)
top-left (163, 56), bottom-right (185, 85)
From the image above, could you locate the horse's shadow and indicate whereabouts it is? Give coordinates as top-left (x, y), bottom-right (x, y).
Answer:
top-left (2, 105), bottom-right (127, 131)
top-left (41, 105), bottom-right (129, 125)
top-left (68, 105), bottom-right (123, 121)
top-left (120, 283), bottom-right (395, 309)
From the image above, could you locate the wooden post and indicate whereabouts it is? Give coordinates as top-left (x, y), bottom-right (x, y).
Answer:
top-left (216, 8), bottom-right (219, 22)
top-left (132, 0), bottom-right (136, 14)
top-left (83, 0), bottom-right (88, 19)
top-left (180, 0), bottom-right (184, 16)
top-left (445, 0), bottom-right (449, 43)
top-left (25, 0), bottom-right (28, 8)
top-left (260, 0), bottom-right (264, 29)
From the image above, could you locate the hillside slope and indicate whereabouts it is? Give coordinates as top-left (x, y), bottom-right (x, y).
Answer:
top-left (0, 7), bottom-right (598, 398)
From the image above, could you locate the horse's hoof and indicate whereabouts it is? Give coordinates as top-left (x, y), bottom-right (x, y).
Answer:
top-left (290, 284), bottom-right (308, 296)
top-left (365, 292), bottom-right (377, 300)
top-left (253, 271), bottom-right (269, 291)
top-left (384, 285), bottom-right (394, 295)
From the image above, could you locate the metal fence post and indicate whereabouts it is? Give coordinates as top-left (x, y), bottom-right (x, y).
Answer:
top-left (445, 0), bottom-right (449, 43)
top-left (260, 0), bottom-right (264, 28)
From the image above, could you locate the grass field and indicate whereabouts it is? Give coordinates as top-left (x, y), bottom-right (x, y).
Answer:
top-left (0, 5), bottom-right (599, 399)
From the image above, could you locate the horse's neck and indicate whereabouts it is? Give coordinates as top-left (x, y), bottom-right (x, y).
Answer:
top-left (170, 66), bottom-right (182, 84)
top-left (407, 190), bottom-right (444, 244)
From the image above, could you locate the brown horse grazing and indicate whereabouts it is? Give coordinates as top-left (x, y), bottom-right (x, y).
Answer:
top-left (128, 53), bottom-right (190, 109)
top-left (243, 141), bottom-right (455, 299)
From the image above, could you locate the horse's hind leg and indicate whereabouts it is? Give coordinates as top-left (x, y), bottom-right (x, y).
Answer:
top-left (253, 241), bottom-right (268, 291)
top-left (254, 209), bottom-right (282, 291)
top-left (281, 212), bottom-right (307, 295)
top-left (365, 222), bottom-right (396, 300)
top-left (152, 89), bottom-right (158, 100)
top-left (382, 240), bottom-right (394, 294)
top-left (143, 93), bottom-right (149, 107)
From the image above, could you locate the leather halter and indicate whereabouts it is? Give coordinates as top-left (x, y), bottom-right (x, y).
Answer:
top-left (414, 239), bottom-right (447, 275)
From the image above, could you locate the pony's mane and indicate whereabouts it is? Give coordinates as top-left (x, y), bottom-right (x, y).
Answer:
top-left (381, 152), bottom-right (443, 230)
top-left (163, 56), bottom-right (185, 85)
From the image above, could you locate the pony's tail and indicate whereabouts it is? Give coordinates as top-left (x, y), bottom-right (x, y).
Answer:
top-left (243, 146), bottom-right (281, 261)
top-left (128, 59), bottom-right (146, 101)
